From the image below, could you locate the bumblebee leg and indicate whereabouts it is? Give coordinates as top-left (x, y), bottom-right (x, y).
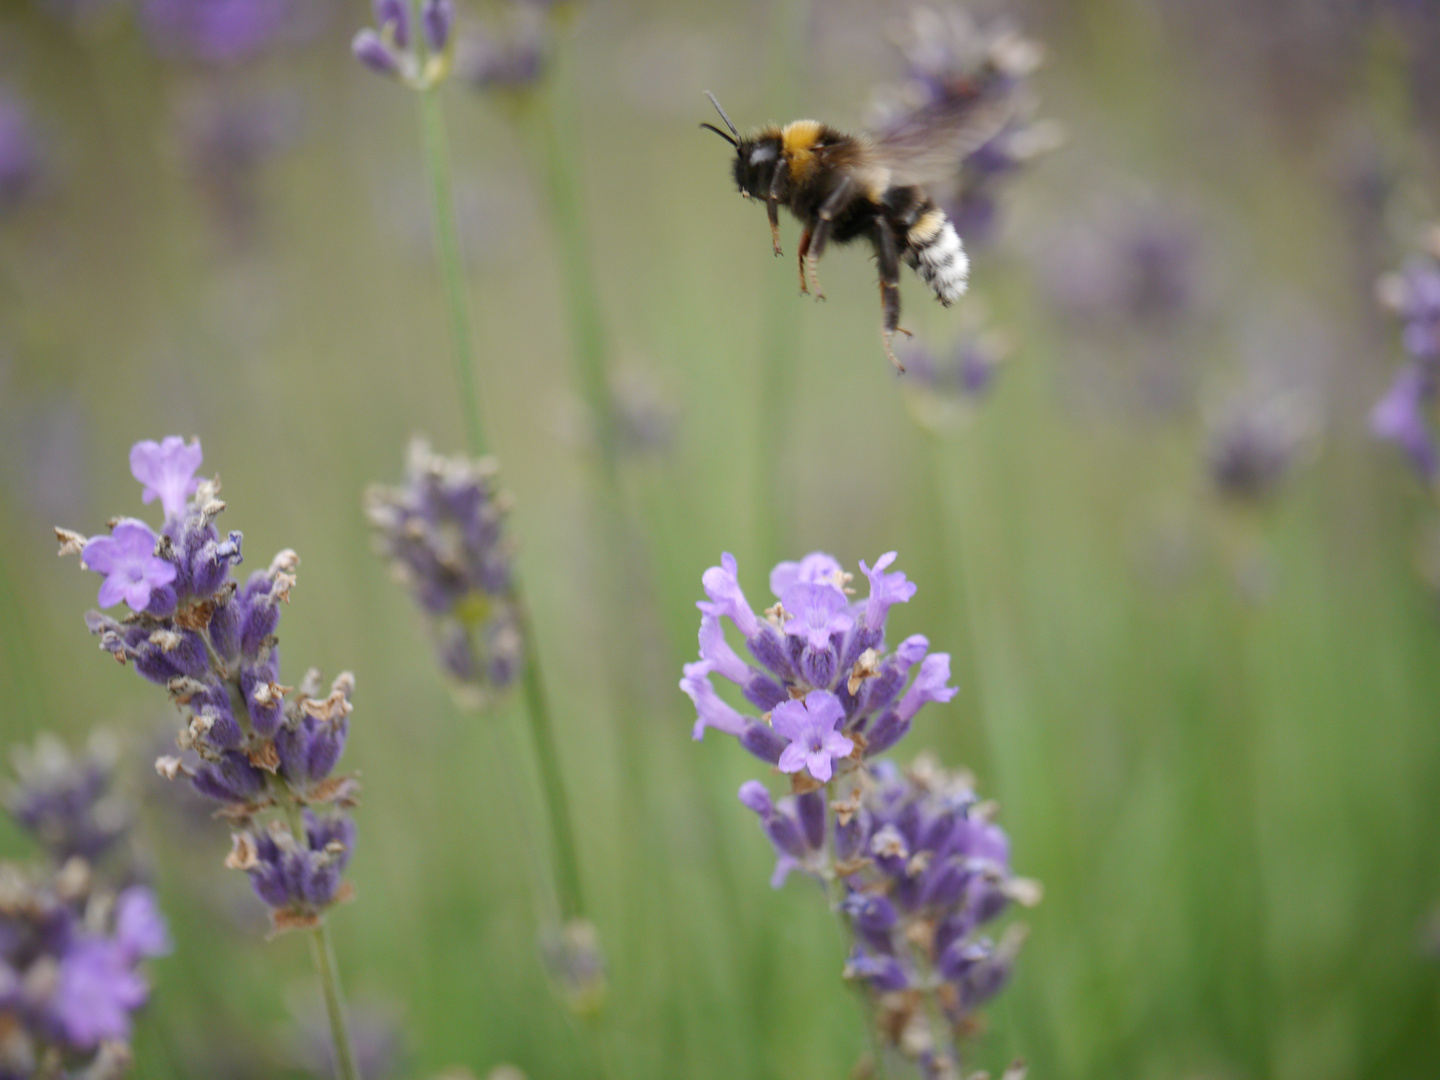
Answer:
top-left (808, 177), bottom-right (855, 301)
top-left (797, 225), bottom-right (813, 294)
top-left (767, 168), bottom-right (785, 256)
top-left (876, 218), bottom-right (906, 373)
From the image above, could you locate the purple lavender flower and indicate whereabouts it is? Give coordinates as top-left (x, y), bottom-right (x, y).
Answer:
top-left (1372, 364), bottom-right (1437, 482)
top-left (130, 436), bottom-right (202, 521)
top-left (772, 693), bottom-right (854, 783)
top-left (353, 0), bottom-right (455, 87)
top-left (3, 733), bottom-right (130, 867)
top-left (683, 550), bottom-right (954, 768)
top-left (0, 91), bottom-right (40, 216)
top-left (366, 440), bottom-right (523, 708)
top-left (52, 937), bottom-right (150, 1047)
top-left (81, 520), bottom-right (178, 612)
top-left (59, 436), bottom-right (360, 935)
top-left (901, 330), bottom-right (1010, 429)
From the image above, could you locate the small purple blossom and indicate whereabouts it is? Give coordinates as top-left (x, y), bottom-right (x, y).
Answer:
top-left (421, 0), bottom-right (455, 54)
top-left (772, 692), bottom-right (854, 783)
top-left (114, 887), bottom-right (174, 961)
top-left (1372, 364), bottom-right (1437, 482)
top-left (3, 732), bottom-right (129, 866)
top-left (1372, 234), bottom-right (1440, 485)
top-left (130, 436), bottom-right (202, 521)
top-left (82, 519), bottom-right (177, 611)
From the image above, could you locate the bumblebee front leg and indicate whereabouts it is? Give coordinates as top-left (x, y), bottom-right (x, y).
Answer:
top-left (797, 225), bottom-right (812, 293)
top-left (876, 218), bottom-right (909, 373)
top-left (806, 177), bottom-right (855, 301)
top-left (767, 168), bottom-right (785, 256)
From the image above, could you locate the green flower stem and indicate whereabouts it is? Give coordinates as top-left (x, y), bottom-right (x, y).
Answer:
top-left (531, 55), bottom-right (619, 482)
top-left (514, 595), bottom-right (587, 922)
top-left (417, 84), bottom-right (489, 460)
top-left (309, 922), bottom-right (361, 1080)
top-left (413, 76), bottom-right (589, 929)
top-left (281, 799), bottom-right (360, 1080)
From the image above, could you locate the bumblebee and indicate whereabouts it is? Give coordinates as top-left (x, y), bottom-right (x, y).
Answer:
top-left (703, 92), bottom-right (1006, 371)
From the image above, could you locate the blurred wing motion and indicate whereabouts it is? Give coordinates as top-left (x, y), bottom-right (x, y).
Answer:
top-left (866, 95), bottom-right (1013, 189)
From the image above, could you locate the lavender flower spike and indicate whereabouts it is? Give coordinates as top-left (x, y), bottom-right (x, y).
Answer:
top-left (82, 519), bottom-right (177, 611)
top-left (130, 436), bottom-right (202, 520)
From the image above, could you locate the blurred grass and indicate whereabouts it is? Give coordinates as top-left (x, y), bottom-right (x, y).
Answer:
top-left (2, 1), bottom-right (1439, 1079)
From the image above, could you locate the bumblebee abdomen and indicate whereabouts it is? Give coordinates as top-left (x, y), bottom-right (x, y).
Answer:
top-left (902, 202), bottom-right (968, 306)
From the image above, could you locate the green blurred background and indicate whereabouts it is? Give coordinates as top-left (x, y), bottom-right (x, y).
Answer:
top-left (1, 0), bottom-right (1439, 1078)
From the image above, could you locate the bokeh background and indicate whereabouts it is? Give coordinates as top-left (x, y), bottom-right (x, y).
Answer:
top-left (2, 0), bottom-right (1439, 1078)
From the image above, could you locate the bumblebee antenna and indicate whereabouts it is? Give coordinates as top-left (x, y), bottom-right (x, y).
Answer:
top-left (704, 91), bottom-right (741, 140)
top-left (700, 122), bottom-right (738, 147)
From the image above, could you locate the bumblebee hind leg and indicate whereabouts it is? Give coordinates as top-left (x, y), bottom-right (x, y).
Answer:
top-left (876, 218), bottom-right (909, 372)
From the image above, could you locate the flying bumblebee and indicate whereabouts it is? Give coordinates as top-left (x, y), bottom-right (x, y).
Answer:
top-left (702, 91), bottom-right (1007, 371)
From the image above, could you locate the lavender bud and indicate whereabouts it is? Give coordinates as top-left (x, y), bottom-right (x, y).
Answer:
top-left (372, 0), bottom-right (410, 47)
top-left (353, 29), bottom-right (402, 77)
top-left (421, 0), bottom-right (454, 53)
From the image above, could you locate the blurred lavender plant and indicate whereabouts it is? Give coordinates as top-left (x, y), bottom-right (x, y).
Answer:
top-left (1205, 390), bottom-right (1315, 505)
top-left (138, 0), bottom-right (314, 65)
top-left (1371, 227), bottom-right (1440, 485)
top-left (2, 733), bottom-right (171, 1079)
top-left (365, 439), bottom-right (522, 708)
top-left (868, 6), bottom-right (1059, 247)
top-left (901, 329), bottom-right (1010, 433)
top-left (4, 733), bottom-right (131, 872)
top-left (457, 3), bottom-right (551, 92)
top-left (171, 91), bottom-right (299, 249)
top-left (55, 435), bottom-right (363, 1080)
top-left (683, 551), bottom-right (1035, 1077)
top-left (0, 90), bottom-right (41, 217)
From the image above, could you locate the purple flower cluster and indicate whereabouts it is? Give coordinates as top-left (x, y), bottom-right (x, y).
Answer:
top-left (682, 551), bottom-right (954, 774)
top-left (0, 866), bottom-right (170, 1075)
top-left (684, 553), bottom-right (1033, 1072)
top-left (457, 4), bottom-right (551, 92)
top-left (3, 734), bottom-right (130, 869)
top-left (0, 90), bottom-right (40, 217)
top-left (138, 0), bottom-right (306, 65)
top-left (868, 7), bottom-right (1058, 246)
top-left (1371, 229), bottom-right (1440, 483)
top-left (58, 437), bottom-right (359, 934)
top-left (901, 331), bottom-right (1010, 431)
top-left (353, 0), bottom-right (456, 86)
top-left (366, 440), bottom-right (522, 708)
top-left (1205, 390), bottom-right (1314, 504)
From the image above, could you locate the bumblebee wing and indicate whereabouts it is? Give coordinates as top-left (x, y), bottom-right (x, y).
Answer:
top-left (865, 94), bottom-right (1012, 189)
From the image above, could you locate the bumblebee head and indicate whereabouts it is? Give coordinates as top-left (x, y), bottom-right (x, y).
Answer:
top-left (730, 136), bottom-right (782, 199)
top-left (702, 92), bottom-right (781, 199)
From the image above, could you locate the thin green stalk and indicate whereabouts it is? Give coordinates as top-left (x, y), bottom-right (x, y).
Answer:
top-left (514, 596), bottom-right (587, 922)
top-left (532, 61), bottom-right (619, 481)
top-left (418, 84), bottom-right (489, 460)
top-left (309, 923), bottom-right (361, 1080)
top-left (413, 70), bottom-right (589, 929)
top-left (282, 800), bottom-right (360, 1080)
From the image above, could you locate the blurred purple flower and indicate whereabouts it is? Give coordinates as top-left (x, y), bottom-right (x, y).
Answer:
top-left (115, 887), bottom-right (173, 961)
top-left (82, 519), bottom-right (177, 611)
top-left (3, 732), bottom-right (129, 867)
top-left (1371, 363), bottom-right (1437, 482)
top-left (0, 91), bottom-right (40, 216)
top-left (52, 937), bottom-right (149, 1047)
top-left (140, 0), bottom-right (305, 65)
